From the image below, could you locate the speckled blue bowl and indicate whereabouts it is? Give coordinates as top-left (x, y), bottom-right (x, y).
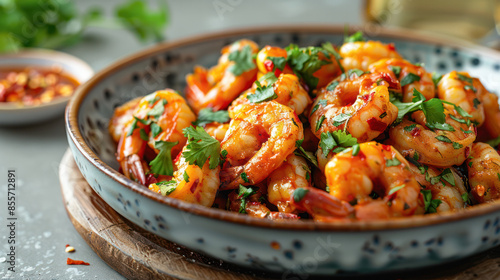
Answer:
top-left (65, 26), bottom-right (500, 276)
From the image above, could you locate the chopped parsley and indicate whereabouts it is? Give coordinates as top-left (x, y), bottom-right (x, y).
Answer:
top-left (238, 184), bottom-right (257, 213)
top-left (157, 180), bottom-right (177, 196)
top-left (182, 126), bottom-right (221, 169)
top-left (319, 130), bottom-right (358, 157)
top-left (294, 139), bottom-right (318, 167)
top-left (326, 81), bottom-right (339, 91)
top-left (293, 188), bottom-right (309, 202)
top-left (241, 172), bottom-right (249, 183)
top-left (389, 65), bottom-right (401, 78)
top-left (421, 189), bottom-right (442, 213)
top-left (149, 140), bottom-right (179, 176)
top-left (473, 98), bottom-right (481, 109)
top-left (286, 44), bottom-right (331, 89)
top-left (183, 171), bottom-right (190, 183)
top-left (332, 113), bottom-right (351, 127)
top-left (351, 144), bottom-right (360, 156)
top-left (310, 99), bottom-right (328, 115)
top-left (228, 44), bottom-right (256, 76)
top-left (247, 80), bottom-right (278, 103)
top-left (391, 89), bottom-right (446, 127)
top-left (435, 135), bottom-right (452, 143)
top-left (139, 128), bottom-right (149, 141)
top-left (404, 124), bottom-right (417, 132)
top-left (386, 157), bottom-right (401, 167)
top-left (432, 72), bottom-right (443, 88)
top-left (344, 31), bottom-right (365, 43)
top-left (316, 115), bottom-right (326, 132)
top-left (267, 56), bottom-right (286, 72)
top-left (321, 42), bottom-right (345, 73)
top-left (456, 73), bottom-right (473, 84)
top-left (147, 99), bottom-right (167, 119)
top-left (151, 123), bottom-right (162, 137)
top-left (192, 108), bottom-right (230, 127)
top-left (400, 73), bottom-right (421, 87)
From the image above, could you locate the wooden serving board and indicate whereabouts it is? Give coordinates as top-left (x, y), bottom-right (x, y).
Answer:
top-left (59, 149), bottom-right (500, 280)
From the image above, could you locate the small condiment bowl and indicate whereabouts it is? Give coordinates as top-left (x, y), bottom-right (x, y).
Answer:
top-left (0, 49), bottom-right (93, 126)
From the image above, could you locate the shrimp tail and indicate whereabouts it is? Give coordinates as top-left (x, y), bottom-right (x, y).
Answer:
top-left (291, 187), bottom-right (354, 218)
top-left (121, 154), bottom-right (149, 185)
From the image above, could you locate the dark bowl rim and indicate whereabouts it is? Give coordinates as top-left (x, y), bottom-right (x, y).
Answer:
top-left (66, 24), bottom-right (500, 232)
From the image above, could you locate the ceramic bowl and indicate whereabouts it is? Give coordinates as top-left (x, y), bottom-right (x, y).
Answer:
top-left (65, 26), bottom-right (500, 276)
top-left (0, 49), bottom-right (94, 126)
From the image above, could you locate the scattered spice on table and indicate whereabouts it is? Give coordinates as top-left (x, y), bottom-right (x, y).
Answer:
top-left (67, 258), bottom-right (90, 265)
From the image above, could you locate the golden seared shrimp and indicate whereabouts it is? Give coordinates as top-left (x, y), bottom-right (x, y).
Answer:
top-left (339, 40), bottom-right (402, 71)
top-left (256, 45), bottom-right (294, 78)
top-left (149, 145), bottom-right (220, 207)
top-left (228, 73), bottom-right (312, 117)
top-left (109, 97), bottom-right (141, 142)
top-left (220, 101), bottom-right (304, 189)
top-left (408, 163), bottom-right (467, 213)
top-left (204, 122), bottom-right (229, 143)
top-left (326, 142), bottom-right (422, 219)
top-left (227, 183), bottom-right (299, 220)
top-left (437, 71), bottom-right (490, 126)
top-left (310, 72), bottom-right (399, 142)
top-left (472, 79), bottom-right (500, 139)
top-left (387, 108), bottom-right (476, 168)
top-left (467, 142), bottom-right (500, 203)
top-left (185, 39), bottom-right (259, 113)
top-left (369, 58), bottom-right (435, 102)
top-left (267, 154), bottom-right (311, 213)
top-left (115, 89), bottom-right (196, 185)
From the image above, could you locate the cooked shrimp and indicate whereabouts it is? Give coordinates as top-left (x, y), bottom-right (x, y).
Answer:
top-left (467, 142), bottom-right (500, 203)
top-left (473, 79), bottom-right (500, 139)
top-left (291, 186), bottom-right (354, 221)
top-left (109, 97), bottom-right (141, 142)
top-left (204, 122), bottom-right (229, 143)
top-left (369, 58), bottom-right (435, 102)
top-left (408, 163), bottom-right (467, 213)
top-left (256, 45), bottom-right (294, 78)
top-left (326, 142), bottom-right (422, 219)
top-left (116, 89), bottom-right (196, 184)
top-left (339, 41), bottom-right (402, 71)
top-left (387, 108), bottom-right (476, 167)
top-left (227, 183), bottom-right (299, 220)
top-left (220, 101), bottom-right (303, 189)
top-left (149, 145), bottom-right (220, 207)
top-left (437, 71), bottom-right (489, 126)
top-left (267, 154), bottom-right (311, 213)
top-left (310, 72), bottom-right (399, 142)
top-left (228, 73), bottom-right (311, 117)
top-left (185, 39), bottom-right (259, 113)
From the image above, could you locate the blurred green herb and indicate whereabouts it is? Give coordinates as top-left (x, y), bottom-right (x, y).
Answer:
top-left (0, 0), bottom-right (169, 53)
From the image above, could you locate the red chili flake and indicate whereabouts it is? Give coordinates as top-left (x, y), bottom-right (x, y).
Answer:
top-left (387, 43), bottom-right (396, 51)
top-left (357, 150), bottom-right (366, 160)
top-left (173, 151), bottom-right (183, 164)
top-left (264, 60), bottom-right (274, 72)
top-left (465, 146), bottom-right (470, 158)
top-left (367, 117), bottom-right (387, 132)
top-left (382, 144), bottom-right (392, 151)
top-left (190, 179), bottom-right (199, 193)
top-left (145, 174), bottom-right (158, 186)
top-left (380, 72), bottom-right (400, 90)
top-left (65, 244), bottom-right (70, 248)
top-left (67, 258), bottom-right (90, 265)
top-left (361, 92), bottom-right (375, 102)
top-left (411, 127), bottom-right (421, 137)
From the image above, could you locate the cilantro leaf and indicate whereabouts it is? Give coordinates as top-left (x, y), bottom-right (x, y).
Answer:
top-left (247, 80), bottom-right (278, 103)
top-left (286, 44), bottom-right (330, 89)
top-left (116, 0), bottom-right (169, 42)
top-left (326, 81), bottom-right (340, 91)
top-left (183, 171), bottom-right (190, 183)
top-left (192, 108), bottom-right (230, 127)
top-left (151, 123), bottom-right (162, 137)
top-left (435, 135), bottom-right (452, 143)
top-left (332, 113), bottom-right (351, 127)
top-left (294, 141), bottom-right (318, 168)
top-left (392, 89), bottom-right (446, 126)
top-left (389, 65), bottom-right (401, 78)
top-left (421, 189), bottom-right (442, 213)
top-left (457, 73), bottom-right (473, 84)
top-left (147, 99), bottom-right (166, 119)
top-left (267, 56), bottom-right (286, 71)
top-left (149, 140), bottom-right (178, 176)
top-left (400, 73), bottom-right (421, 87)
top-left (386, 157), bottom-right (401, 167)
top-left (310, 99), bottom-right (328, 115)
top-left (319, 131), bottom-right (358, 156)
top-left (182, 126), bottom-right (221, 169)
top-left (293, 188), bottom-right (309, 202)
top-left (432, 72), bottom-right (443, 88)
top-left (238, 184), bottom-right (257, 213)
top-left (321, 42), bottom-right (345, 73)
top-left (316, 115), bottom-right (326, 132)
top-left (344, 31), bottom-right (365, 43)
top-left (228, 44), bottom-right (255, 76)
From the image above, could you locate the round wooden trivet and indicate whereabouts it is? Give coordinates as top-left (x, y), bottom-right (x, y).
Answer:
top-left (59, 149), bottom-right (500, 280)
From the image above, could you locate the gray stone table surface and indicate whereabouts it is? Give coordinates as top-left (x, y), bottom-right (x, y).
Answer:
top-left (0, 0), bottom-right (361, 279)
